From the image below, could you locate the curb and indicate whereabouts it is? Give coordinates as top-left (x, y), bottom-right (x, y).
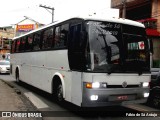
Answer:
top-left (0, 79), bottom-right (44, 120)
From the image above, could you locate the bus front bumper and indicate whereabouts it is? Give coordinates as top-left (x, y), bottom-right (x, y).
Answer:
top-left (82, 85), bottom-right (149, 107)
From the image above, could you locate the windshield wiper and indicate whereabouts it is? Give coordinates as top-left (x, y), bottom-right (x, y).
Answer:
top-left (96, 27), bottom-right (112, 64)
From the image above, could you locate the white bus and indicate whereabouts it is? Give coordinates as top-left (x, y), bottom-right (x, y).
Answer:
top-left (10, 16), bottom-right (150, 107)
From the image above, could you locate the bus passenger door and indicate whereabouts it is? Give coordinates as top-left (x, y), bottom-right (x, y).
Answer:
top-left (71, 71), bottom-right (82, 106)
top-left (68, 23), bottom-right (84, 106)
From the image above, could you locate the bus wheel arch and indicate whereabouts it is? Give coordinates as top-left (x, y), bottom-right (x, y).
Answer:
top-left (52, 73), bottom-right (65, 102)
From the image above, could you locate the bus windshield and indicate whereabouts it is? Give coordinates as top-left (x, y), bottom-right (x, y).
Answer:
top-left (86, 21), bottom-right (150, 74)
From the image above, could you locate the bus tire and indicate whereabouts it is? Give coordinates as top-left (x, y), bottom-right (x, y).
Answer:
top-left (53, 77), bottom-right (64, 103)
top-left (56, 83), bottom-right (64, 103)
top-left (15, 69), bottom-right (20, 83)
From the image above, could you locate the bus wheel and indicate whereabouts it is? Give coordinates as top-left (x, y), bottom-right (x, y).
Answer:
top-left (56, 84), bottom-right (64, 103)
top-left (16, 70), bottom-right (20, 83)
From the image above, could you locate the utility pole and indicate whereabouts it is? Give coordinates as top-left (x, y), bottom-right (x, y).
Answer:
top-left (39, 4), bottom-right (54, 23)
top-left (122, 0), bottom-right (126, 18)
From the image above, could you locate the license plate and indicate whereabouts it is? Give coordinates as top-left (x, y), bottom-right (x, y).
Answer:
top-left (117, 96), bottom-right (128, 100)
top-left (108, 95), bottom-right (135, 101)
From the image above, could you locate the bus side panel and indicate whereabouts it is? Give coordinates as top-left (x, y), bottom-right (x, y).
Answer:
top-left (11, 50), bottom-right (74, 103)
top-left (10, 53), bottom-right (25, 81)
top-left (20, 52), bottom-right (32, 84)
top-left (71, 71), bottom-right (82, 106)
top-left (30, 52), bottom-right (46, 89)
top-left (44, 50), bottom-right (70, 93)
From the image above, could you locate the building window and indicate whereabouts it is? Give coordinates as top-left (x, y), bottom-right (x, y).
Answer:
top-left (152, 39), bottom-right (160, 68)
top-left (143, 21), bottom-right (157, 29)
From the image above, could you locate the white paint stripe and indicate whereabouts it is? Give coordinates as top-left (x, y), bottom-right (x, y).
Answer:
top-left (24, 92), bottom-right (49, 109)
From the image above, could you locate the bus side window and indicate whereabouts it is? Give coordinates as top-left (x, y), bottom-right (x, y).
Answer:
top-left (33, 32), bottom-right (42, 51)
top-left (42, 27), bottom-right (54, 49)
top-left (60, 24), bottom-right (69, 47)
top-left (54, 24), bottom-right (69, 49)
top-left (26, 35), bottom-right (33, 51)
top-left (15, 39), bottom-right (21, 53)
top-left (54, 26), bottom-right (61, 48)
top-left (19, 37), bottom-right (26, 52)
top-left (69, 24), bottom-right (82, 51)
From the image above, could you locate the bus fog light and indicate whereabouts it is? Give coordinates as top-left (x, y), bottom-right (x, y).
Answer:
top-left (102, 83), bottom-right (107, 88)
top-left (90, 95), bottom-right (98, 101)
top-left (92, 82), bottom-right (100, 88)
top-left (142, 82), bottom-right (149, 87)
top-left (144, 93), bottom-right (149, 98)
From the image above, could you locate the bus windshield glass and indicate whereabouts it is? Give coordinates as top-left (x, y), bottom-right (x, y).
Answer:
top-left (86, 21), bottom-right (150, 74)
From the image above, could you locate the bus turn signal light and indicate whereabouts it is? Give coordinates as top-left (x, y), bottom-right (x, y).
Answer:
top-left (86, 83), bottom-right (92, 88)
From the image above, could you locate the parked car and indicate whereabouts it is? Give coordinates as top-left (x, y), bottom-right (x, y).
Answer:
top-left (147, 68), bottom-right (160, 108)
top-left (0, 60), bottom-right (10, 74)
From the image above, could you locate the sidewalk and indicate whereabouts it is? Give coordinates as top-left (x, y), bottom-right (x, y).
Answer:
top-left (0, 80), bottom-right (43, 120)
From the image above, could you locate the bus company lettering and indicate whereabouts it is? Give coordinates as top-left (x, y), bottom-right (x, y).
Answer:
top-left (11, 112), bottom-right (42, 118)
top-left (92, 29), bottom-right (118, 36)
top-left (28, 113), bottom-right (42, 117)
top-left (91, 22), bottom-right (120, 29)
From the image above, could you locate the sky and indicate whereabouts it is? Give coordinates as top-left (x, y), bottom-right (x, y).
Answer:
top-left (0, 0), bottom-right (111, 26)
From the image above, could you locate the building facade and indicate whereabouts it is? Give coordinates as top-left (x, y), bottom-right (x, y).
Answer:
top-left (0, 17), bottom-right (44, 56)
top-left (15, 17), bottom-right (44, 37)
top-left (0, 26), bottom-right (14, 54)
top-left (111, 0), bottom-right (160, 68)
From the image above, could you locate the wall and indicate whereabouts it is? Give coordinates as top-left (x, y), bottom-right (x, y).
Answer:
top-left (152, 0), bottom-right (160, 32)
top-left (0, 26), bottom-right (14, 54)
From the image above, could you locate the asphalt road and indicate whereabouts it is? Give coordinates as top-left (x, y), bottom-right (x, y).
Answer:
top-left (0, 74), bottom-right (160, 120)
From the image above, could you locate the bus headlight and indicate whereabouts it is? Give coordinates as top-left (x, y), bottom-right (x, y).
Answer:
top-left (86, 82), bottom-right (107, 89)
top-left (144, 93), bottom-right (149, 98)
top-left (86, 82), bottom-right (101, 89)
top-left (142, 82), bottom-right (149, 87)
top-left (92, 82), bottom-right (100, 88)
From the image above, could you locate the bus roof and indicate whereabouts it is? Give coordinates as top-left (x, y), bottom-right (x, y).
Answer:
top-left (83, 16), bottom-right (144, 27)
top-left (13, 16), bottom-right (145, 40)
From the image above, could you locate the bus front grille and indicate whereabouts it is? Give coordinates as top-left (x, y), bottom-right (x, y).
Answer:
top-left (107, 85), bottom-right (140, 88)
